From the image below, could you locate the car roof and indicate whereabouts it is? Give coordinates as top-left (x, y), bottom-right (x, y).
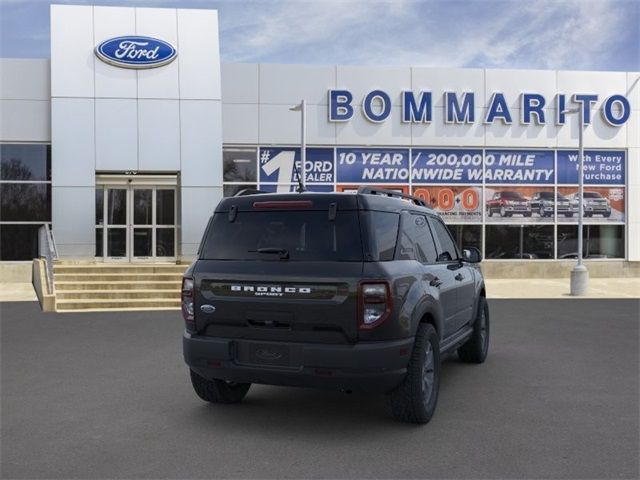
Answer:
top-left (215, 190), bottom-right (437, 215)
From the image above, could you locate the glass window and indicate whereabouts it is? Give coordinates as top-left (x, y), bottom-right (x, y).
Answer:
top-left (1, 144), bottom-right (51, 181)
top-left (107, 189), bottom-right (127, 225)
top-left (0, 224), bottom-right (41, 260)
top-left (448, 224), bottom-right (482, 252)
top-left (486, 225), bottom-right (554, 259)
top-left (95, 228), bottom-right (103, 257)
top-left (156, 228), bottom-right (175, 257)
top-left (223, 184), bottom-right (257, 197)
top-left (201, 211), bottom-right (363, 262)
top-left (397, 213), bottom-right (437, 263)
top-left (557, 225), bottom-right (624, 259)
top-left (156, 189), bottom-right (175, 225)
top-left (363, 211), bottom-right (399, 261)
top-left (428, 217), bottom-right (459, 262)
top-left (133, 189), bottom-right (152, 225)
top-left (0, 183), bottom-right (51, 221)
top-left (223, 148), bottom-right (257, 182)
top-left (95, 189), bottom-right (104, 225)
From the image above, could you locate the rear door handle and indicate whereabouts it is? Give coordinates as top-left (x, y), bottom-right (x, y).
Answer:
top-left (430, 277), bottom-right (443, 288)
top-left (455, 273), bottom-right (464, 281)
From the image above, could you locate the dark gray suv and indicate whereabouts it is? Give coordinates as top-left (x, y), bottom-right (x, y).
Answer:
top-left (182, 187), bottom-right (489, 424)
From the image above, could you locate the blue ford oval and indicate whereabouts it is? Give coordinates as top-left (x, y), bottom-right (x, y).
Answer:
top-left (95, 35), bottom-right (177, 69)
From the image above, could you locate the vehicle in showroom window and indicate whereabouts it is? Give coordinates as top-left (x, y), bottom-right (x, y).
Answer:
top-left (530, 191), bottom-right (578, 218)
top-left (181, 187), bottom-right (489, 424)
top-left (486, 190), bottom-right (532, 217)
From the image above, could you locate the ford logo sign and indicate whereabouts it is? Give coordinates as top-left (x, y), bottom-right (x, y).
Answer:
top-left (200, 304), bottom-right (216, 314)
top-left (95, 36), bottom-right (177, 69)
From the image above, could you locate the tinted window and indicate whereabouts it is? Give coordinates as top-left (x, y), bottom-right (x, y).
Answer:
top-left (486, 225), bottom-right (554, 259)
top-left (557, 225), bottom-right (624, 259)
top-left (397, 213), bottom-right (437, 263)
top-left (429, 217), bottom-right (458, 262)
top-left (201, 211), bottom-right (362, 261)
top-left (0, 183), bottom-right (51, 221)
top-left (584, 192), bottom-right (601, 198)
top-left (363, 211), bottom-right (399, 261)
top-left (223, 148), bottom-right (257, 182)
top-left (1, 144), bottom-right (51, 181)
top-left (448, 224), bottom-right (482, 252)
top-left (0, 224), bottom-right (41, 260)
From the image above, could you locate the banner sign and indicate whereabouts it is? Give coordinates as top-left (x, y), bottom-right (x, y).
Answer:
top-left (411, 149), bottom-right (483, 184)
top-left (336, 148), bottom-right (410, 183)
top-left (484, 150), bottom-right (554, 184)
top-left (259, 147), bottom-right (334, 184)
top-left (557, 150), bottom-right (625, 185)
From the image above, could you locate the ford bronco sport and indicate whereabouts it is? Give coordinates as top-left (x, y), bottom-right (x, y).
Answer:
top-left (182, 187), bottom-right (489, 424)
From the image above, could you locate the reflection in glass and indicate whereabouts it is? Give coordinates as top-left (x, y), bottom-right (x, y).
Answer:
top-left (223, 148), bottom-right (257, 182)
top-left (0, 224), bottom-right (40, 260)
top-left (156, 189), bottom-right (175, 225)
top-left (0, 183), bottom-right (51, 221)
top-left (486, 225), bottom-right (553, 259)
top-left (133, 189), bottom-right (152, 225)
top-left (448, 224), bottom-right (482, 252)
top-left (107, 228), bottom-right (126, 257)
top-left (557, 225), bottom-right (624, 259)
top-left (107, 189), bottom-right (127, 225)
top-left (156, 228), bottom-right (175, 257)
top-left (1, 144), bottom-right (51, 181)
top-left (133, 228), bottom-right (152, 257)
top-left (95, 228), bottom-right (103, 257)
top-left (95, 189), bottom-right (104, 225)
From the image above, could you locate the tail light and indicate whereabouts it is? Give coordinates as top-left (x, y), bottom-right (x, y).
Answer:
top-left (358, 281), bottom-right (392, 330)
top-left (181, 277), bottom-right (195, 331)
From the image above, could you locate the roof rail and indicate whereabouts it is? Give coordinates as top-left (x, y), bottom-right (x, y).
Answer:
top-left (234, 188), bottom-right (266, 197)
top-left (357, 186), bottom-right (428, 207)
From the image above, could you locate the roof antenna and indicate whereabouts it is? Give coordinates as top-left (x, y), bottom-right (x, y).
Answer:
top-left (293, 160), bottom-right (307, 193)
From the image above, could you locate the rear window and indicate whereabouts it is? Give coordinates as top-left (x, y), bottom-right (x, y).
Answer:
top-left (200, 211), bottom-right (363, 261)
top-left (362, 211), bottom-right (399, 261)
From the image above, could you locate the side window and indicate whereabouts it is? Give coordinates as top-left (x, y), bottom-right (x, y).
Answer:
top-left (364, 211), bottom-right (399, 261)
top-left (396, 213), bottom-right (438, 263)
top-left (428, 217), bottom-right (459, 262)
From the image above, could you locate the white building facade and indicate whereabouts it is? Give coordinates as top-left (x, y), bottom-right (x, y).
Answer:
top-left (0, 4), bottom-right (638, 268)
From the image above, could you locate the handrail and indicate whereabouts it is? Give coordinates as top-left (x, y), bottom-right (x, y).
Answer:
top-left (38, 224), bottom-right (58, 294)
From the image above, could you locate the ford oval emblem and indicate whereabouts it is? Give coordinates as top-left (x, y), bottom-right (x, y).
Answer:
top-left (200, 304), bottom-right (216, 314)
top-left (95, 36), bottom-right (177, 69)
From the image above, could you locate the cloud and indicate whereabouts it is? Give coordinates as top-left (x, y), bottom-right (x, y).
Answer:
top-left (0, 0), bottom-right (638, 71)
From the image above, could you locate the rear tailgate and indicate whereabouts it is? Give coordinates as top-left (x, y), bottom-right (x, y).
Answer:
top-left (193, 260), bottom-right (362, 344)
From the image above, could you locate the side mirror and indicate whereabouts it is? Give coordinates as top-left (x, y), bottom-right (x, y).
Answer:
top-left (462, 246), bottom-right (482, 263)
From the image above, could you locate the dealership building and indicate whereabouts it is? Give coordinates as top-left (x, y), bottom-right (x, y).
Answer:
top-left (1, 4), bottom-right (639, 274)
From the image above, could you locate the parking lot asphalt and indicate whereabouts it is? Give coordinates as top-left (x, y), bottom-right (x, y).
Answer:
top-left (1, 300), bottom-right (638, 479)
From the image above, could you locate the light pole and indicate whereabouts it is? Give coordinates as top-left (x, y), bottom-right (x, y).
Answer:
top-left (567, 104), bottom-right (588, 295)
top-left (289, 100), bottom-right (307, 192)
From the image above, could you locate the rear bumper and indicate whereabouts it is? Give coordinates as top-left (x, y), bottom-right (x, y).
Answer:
top-left (183, 333), bottom-right (414, 393)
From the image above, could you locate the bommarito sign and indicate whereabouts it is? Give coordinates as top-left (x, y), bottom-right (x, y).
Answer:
top-left (328, 90), bottom-right (631, 127)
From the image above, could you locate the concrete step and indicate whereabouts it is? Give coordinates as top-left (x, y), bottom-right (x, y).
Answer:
top-left (53, 264), bottom-right (188, 274)
top-left (56, 290), bottom-right (180, 300)
top-left (55, 298), bottom-right (181, 311)
top-left (55, 273), bottom-right (184, 282)
top-left (55, 281), bottom-right (181, 291)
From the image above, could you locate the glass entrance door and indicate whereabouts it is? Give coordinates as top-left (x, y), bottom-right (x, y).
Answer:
top-left (96, 184), bottom-right (176, 262)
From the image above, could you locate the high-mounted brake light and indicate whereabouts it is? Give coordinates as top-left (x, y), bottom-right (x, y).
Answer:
top-left (181, 277), bottom-right (195, 331)
top-left (253, 200), bottom-right (313, 209)
top-left (358, 281), bottom-right (392, 330)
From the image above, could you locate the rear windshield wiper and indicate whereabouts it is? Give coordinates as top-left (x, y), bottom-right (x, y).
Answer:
top-left (249, 247), bottom-right (290, 260)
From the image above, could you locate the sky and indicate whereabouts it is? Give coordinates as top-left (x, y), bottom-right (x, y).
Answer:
top-left (0, 0), bottom-right (638, 71)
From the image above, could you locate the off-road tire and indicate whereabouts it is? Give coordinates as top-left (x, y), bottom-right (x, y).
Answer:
top-left (190, 369), bottom-right (251, 404)
top-left (604, 211), bottom-right (611, 218)
top-left (458, 296), bottom-right (490, 363)
top-left (523, 212), bottom-right (532, 217)
top-left (388, 324), bottom-right (440, 424)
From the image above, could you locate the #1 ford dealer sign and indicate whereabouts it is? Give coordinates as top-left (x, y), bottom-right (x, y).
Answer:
top-left (95, 36), bottom-right (177, 69)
